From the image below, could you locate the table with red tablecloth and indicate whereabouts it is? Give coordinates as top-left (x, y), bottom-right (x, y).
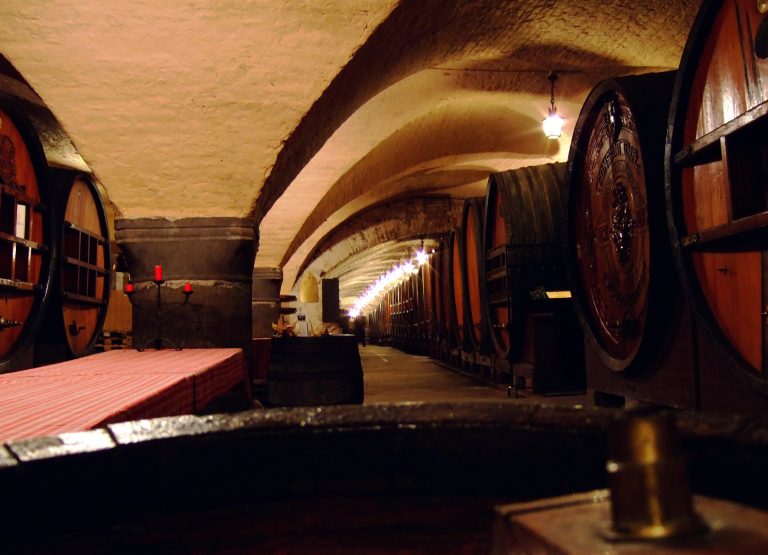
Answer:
top-left (0, 348), bottom-right (250, 443)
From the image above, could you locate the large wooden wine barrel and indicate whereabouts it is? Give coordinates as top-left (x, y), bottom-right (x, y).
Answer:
top-left (0, 105), bottom-right (53, 370)
top-left (56, 175), bottom-right (111, 356)
top-left (461, 197), bottom-right (489, 354)
top-left (449, 227), bottom-right (465, 349)
top-left (483, 164), bottom-right (568, 360)
top-left (567, 72), bottom-right (676, 372)
top-left (667, 0), bottom-right (768, 397)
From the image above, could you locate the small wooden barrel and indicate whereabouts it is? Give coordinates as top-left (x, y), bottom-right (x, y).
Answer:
top-left (666, 0), bottom-right (768, 395)
top-left (0, 106), bottom-right (53, 369)
top-left (57, 175), bottom-right (111, 356)
top-left (483, 164), bottom-right (568, 359)
top-left (461, 197), bottom-right (489, 353)
top-left (567, 72), bottom-right (676, 372)
top-left (267, 335), bottom-right (364, 406)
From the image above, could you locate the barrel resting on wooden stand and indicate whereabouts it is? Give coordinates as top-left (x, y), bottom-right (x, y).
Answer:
top-left (0, 74), bottom-right (108, 370)
top-left (35, 173), bottom-right (112, 365)
top-left (484, 164), bottom-right (584, 392)
top-left (564, 71), bottom-right (698, 410)
top-left (664, 0), bottom-right (768, 414)
top-left (115, 217), bottom-right (257, 392)
top-left (567, 68), bottom-right (696, 409)
top-left (0, 102), bottom-right (52, 372)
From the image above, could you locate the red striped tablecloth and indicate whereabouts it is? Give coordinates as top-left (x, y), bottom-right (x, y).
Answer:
top-left (0, 348), bottom-right (249, 443)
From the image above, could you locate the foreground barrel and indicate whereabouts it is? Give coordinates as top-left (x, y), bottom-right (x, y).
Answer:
top-left (3, 405), bottom-right (767, 551)
top-left (0, 106), bottom-right (53, 369)
top-left (567, 72), bottom-right (676, 372)
top-left (267, 335), bottom-right (364, 406)
top-left (483, 164), bottom-right (568, 360)
top-left (667, 0), bottom-right (768, 396)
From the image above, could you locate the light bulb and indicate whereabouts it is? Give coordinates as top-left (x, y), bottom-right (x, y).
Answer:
top-left (416, 249), bottom-right (428, 265)
top-left (543, 108), bottom-right (564, 139)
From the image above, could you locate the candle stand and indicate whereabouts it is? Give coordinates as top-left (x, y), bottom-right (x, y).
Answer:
top-left (124, 278), bottom-right (193, 350)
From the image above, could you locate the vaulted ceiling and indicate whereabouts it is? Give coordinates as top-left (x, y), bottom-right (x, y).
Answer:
top-left (0, 0), bottom-right (701, 308)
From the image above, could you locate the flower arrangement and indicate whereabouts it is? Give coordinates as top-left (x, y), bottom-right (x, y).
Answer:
top-left (272, 316), bottom-right (296, 337)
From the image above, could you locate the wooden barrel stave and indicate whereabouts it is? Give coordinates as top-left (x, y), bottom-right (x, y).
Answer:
top-left (667, 0), bottom-right (768, 394)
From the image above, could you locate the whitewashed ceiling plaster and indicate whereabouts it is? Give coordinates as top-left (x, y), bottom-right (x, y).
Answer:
top-left (0, 0), bottom-right (702, 301)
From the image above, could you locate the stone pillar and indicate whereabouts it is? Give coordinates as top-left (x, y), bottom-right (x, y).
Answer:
top-left (251, 267), bottom-right (282, 382)
top-left (114, 217), bottom-right (257, 370)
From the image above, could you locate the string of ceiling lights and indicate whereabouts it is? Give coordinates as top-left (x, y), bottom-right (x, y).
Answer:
top-left (348, 244), bottom-right (430, 318)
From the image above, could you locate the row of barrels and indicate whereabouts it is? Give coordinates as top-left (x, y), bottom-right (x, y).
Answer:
top-left (0, 85), bottom-right (111, 372)
top-left (367, 163), bottom-right (585, 393)
top-left (371, 0), bottom-right (768, 411)
top-left (570, 0), bottom-right (768, 412)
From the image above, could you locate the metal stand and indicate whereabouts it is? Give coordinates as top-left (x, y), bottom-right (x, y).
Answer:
top-left (125, 279), bottom-right (193, 350)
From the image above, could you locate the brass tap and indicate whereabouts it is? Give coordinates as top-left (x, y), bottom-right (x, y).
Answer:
top-left (603, 409), bottom-right (707, 541)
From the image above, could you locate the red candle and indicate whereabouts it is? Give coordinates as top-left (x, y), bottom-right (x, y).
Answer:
top-left (154, 265), bottom-right (163, 281)
top-left (123, 282), bottom-right (134, 294)
top-left (183, 282), bottom-right (193, 293)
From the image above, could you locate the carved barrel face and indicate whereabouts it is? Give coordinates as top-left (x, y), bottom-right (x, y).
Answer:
top-left (574, 91), bottom-right (650, 363)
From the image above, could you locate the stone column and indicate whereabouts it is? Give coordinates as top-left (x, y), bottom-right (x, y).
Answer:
top-left (115, 217), bottom-right (257, 371)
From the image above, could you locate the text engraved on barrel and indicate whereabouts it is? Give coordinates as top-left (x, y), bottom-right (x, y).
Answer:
top-left (0, 135), bottom-right (16, 184)
top-left (578, 95), bottom-right (649, 357)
